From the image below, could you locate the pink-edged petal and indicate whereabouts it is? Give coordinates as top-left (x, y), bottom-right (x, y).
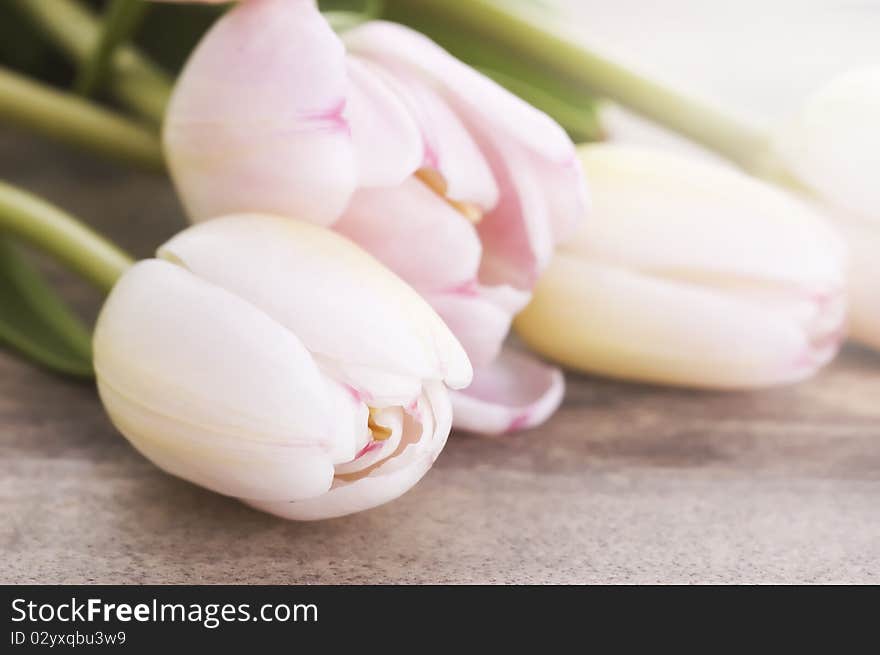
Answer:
top-left (428, 293), bottom-right (509, 369)
top-left (246, 381), bottom-right (451, 520)
top-left (427, 284), bottom-right (530, 368)
top-left (476, 136), bottom-right (556, 289)
top-left (345, 21), bottom-right (586, 290)
top-left (344, 20), bottom-right (574, 163)
top-left (367, 63), bottom-right (499, 209)
top-left (322, 375), bottom-right (371, 465)
top-left (164, 0), bottom-right (357, 225)
top-left (515, 252), bottom-right (845, 389)
top-left (167, 0), bottom-right (343, 125)
top-left (535, 152), bottom-right (590, 244)
top-left (451, 348), bottom-right (565, 436)
top-left (334, 176), bottom-right (482, 292)
top-left (333, 406), bottom-right (404, 476)
top-left (345, 57), bottom-right (423, 188)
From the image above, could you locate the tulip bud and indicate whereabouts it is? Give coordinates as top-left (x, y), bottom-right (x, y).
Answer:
top-left (93, 214), bottom-right (471, 520)
top-left (773, 67), bottom-right (880, 350)
top-left (514, 144), bottom-right (847, 389)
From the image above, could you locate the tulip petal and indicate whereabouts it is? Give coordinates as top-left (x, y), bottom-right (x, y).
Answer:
top-left (246, 381), bottom-right (451, 520)
top-left (476, 137), bottom-right (555, 289)
top-left (775, 68), bottom-right (880, 219)
top-left (427, 284), bottom-right (529, 368)
top-left (515, 253), bottom-right (844, 389)
top-left (450, 349), bottom-right (565, 436)
top-left (323, 376), bottom-right (371, 465)
top-left (364, 63), bottom-right (498, 209)
top-left (535, 153), bottom-right (590, 245)
top-left (334, 176), bottom-right (482, 292)
top-left (840, 221), bottom-right (880, 351)
top-left (101, 382), bottom-right (336, 503)
top-left (159, 215), bottom-right (473, 398)
top-left (93, 260), bottom-right (343, 501)
top-left (345, 57), bottom-right (424, 188)
top-left (333, 406), bottom-right (404, 476)
top-left (346, 21), bottom-right (585, 292)
top-left (568, 145), bottom-right (846, 295)
top-left (164, 0), bottom-right (357, 225)
top-left (428, 293), bottom-right (509, 369)
top-left (344, 20), bottom-right (575, 163)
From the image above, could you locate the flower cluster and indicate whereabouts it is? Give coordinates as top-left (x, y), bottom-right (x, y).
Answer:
top-left (162, 0), bottom-right (586, 435)
top-left (4, 0), bottom-right (874, 522)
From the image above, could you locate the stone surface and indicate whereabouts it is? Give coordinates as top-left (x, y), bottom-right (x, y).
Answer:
top-left (1, 131), bottom-right (879, 585)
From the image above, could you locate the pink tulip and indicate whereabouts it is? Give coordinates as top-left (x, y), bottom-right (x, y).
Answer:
top-left (163, 0), bottom-right (586, 435)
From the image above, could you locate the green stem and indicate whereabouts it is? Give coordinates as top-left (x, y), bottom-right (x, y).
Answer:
top-left (0, 181), bottom-right (133, 293)
top-left (75, 0), bottom-right (151, 98)
top-left (9, 0), bottom-right (171, 125)
top-left (325, 10), bottom-right (377, 32)
top-left (382, 0), bottom-right (603, 142)
top-left (0, 66), bottom-right (164, 171)
top-left (479, 67), bottom-right (604, 143)
top-left (325, 0), bottom-right (385, 31)
top-left (386, 0), bottom-right (769, 169)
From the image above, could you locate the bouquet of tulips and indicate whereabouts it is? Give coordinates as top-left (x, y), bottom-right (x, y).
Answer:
top-left (0, 0), bottom-right (875, 520)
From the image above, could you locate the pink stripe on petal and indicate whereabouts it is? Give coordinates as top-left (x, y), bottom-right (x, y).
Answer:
top-left (506, 414), bottom-right (531, 434)
top-left (354, 441), bottom-right (384, 460)
top-left (446, 279), bottom-right (480, 297)
top-left (305, 99), bottom-right (350, 133)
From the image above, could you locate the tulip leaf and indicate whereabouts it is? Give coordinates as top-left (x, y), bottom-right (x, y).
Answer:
top-left (0, 237), bottom-right (94, 378)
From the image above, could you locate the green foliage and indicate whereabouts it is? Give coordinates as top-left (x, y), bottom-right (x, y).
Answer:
top-left (0, 4), bottom-right (71, 83)
top-left (381, 0), bottom-right (604, 142)
top-left (0, 238), bottom-right (93, 378)
top-left (75, 0), bottom-right (152, 96)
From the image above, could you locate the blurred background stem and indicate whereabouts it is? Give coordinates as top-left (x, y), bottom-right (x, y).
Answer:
top-left (384, 0), bottom-right (769, 167)
top-left (325, 0), bottom-right (385, 32)
top-left (0, 181), bottom-right (133, 293)
top-left (478, 68), bottom-right (604, 143)
top-left (74, 0), bottom-right (151, 98)
top-left (4, 0), bottom-right (774, 172)
top-left (9, 0), bottom-right (170, 125)
top-left (0, 66), bottom-right (163, 171)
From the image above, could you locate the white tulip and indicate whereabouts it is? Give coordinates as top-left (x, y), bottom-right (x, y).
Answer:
top-left (514, 144), bottom-right (847, 388)
top-left (773, 67), bottom-right (880, 350)
top-left (93, 214), bottom-right (471, 520)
